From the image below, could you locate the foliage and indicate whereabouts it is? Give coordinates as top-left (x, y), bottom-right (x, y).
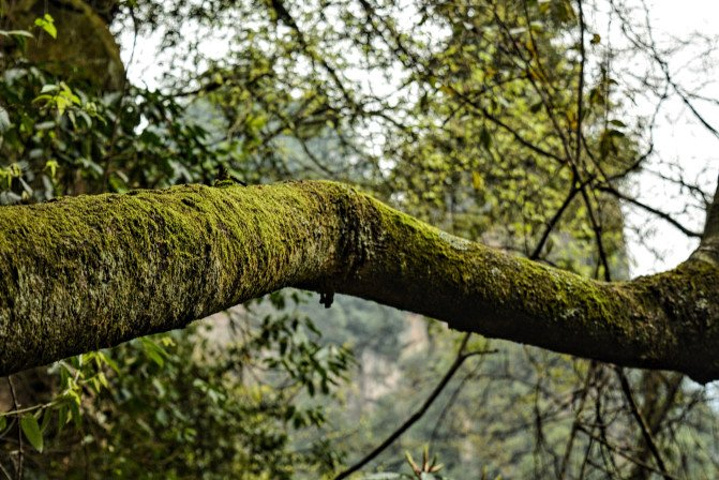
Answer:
top-left (1, 304), bottom-right (353, 478)
top-left (0, 67), bottom-right (245, 203)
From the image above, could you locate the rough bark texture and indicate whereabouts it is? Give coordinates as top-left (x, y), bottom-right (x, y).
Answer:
top-left (1, 181), bottom-right (718, 382)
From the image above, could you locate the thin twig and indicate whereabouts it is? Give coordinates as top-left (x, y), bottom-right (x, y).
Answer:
top-left (614, 367), bottom-right (672, 479)
top-left (333, 334), bottom-right (495, 480)
top-left (574, 0), bottom-right (586, 169)
top-left (576, 424), bottom-right (679, 480)
top-left (530, 177), bottom-right (583, 260)
top-left (0, 458), bottom-right (11, 480)
top-left (6, 377), bottom-right (21, 480)
top-left (558, 361), bottom-right (596, 479)
top-left (578, 183), bottom-right (612, 281)
top-left (598, 185), bottom-right (701, 237)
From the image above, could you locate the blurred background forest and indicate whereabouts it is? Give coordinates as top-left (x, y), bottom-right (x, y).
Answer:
top-left (1, 0), bottom-right (718, 478)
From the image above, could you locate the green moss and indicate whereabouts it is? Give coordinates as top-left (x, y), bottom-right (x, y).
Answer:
top-left (0, 182), bottom-right (354, 374)
top-left (2, 180), bottom-right (719, 380)
top-left (213, 180), bottom-right (237, 188)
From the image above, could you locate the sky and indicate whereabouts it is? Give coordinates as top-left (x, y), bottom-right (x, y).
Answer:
top-left (622, 0), bottom-right (719, 275)
top-left (119, 0), bottom-right (719, 278)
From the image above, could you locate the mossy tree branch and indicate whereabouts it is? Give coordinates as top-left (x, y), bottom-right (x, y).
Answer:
top-left (1, 181), bottom-right (718, 382)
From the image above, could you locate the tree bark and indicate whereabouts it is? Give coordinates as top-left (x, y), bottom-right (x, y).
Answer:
top-left (1, 181), bottom-right (718, 382)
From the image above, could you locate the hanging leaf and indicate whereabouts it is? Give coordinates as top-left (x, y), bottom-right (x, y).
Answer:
top-left (40, 409), bottom-right (53, 433)
top-left (20, 415), bottom-right (44, 453)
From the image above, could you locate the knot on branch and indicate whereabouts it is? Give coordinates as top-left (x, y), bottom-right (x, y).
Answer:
top-left (334, 188), bottom-right (377, 280)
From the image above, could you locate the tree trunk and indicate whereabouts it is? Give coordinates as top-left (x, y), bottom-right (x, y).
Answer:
top-left (2, 0), bottom-right (124, 90)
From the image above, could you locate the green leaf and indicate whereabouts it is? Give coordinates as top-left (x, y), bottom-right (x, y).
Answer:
top-left (144, 348), bottom-right (164, 367)
top-left (141, 337), bottom-right (168, 367)
top-left (34, 14), bottom-right (57, 39)
top-left (40, 84), bottom-right (59, 94)
top-left (100, 354), bottom-right (121, 374)
top-left (40, 409), bottom-right (52, 433)
top-left (0, 416), bottom-right (7, 432)
top-left (20, 415), bottom-right (44, 453)
top-left (44, 160), bottom-right (59, 179)
top-left (0, 30), bottom-right (34, 39)
top-left (57, 405), bottom-right (68, 434)
top-left (0, 106), bottom-right (10, 133)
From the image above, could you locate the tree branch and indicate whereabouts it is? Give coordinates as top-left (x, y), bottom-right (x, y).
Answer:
top-left (0, 181), bottom-right (718, 382)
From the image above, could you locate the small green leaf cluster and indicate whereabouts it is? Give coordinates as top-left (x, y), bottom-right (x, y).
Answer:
top-left (0, 64), bottom-right (249, 204)
top-left (33, 14), bottom-right (57, 39)
top-left (0, 350), bottom-right (118, 459)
